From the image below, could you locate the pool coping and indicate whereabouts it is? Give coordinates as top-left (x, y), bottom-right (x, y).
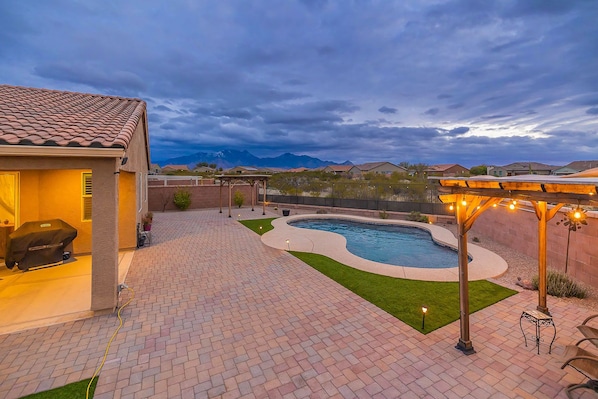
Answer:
top-left (261, 214), bottom-right (508, 282)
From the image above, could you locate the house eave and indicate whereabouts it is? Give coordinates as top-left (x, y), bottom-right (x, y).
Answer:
top-left (0, 145), bottom-right (125, 158)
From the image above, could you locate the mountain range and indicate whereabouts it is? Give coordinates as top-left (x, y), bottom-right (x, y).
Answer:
top-left (156, 150), bottom-right (352, 169)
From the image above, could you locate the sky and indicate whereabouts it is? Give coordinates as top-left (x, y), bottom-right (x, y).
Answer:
top-left (1, 0), bottom-right (597, 167)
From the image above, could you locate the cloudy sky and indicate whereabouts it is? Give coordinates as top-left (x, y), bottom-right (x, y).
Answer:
top-left (1, 0), bottom-right (597, 166)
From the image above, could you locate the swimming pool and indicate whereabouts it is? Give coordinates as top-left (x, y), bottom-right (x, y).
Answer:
top-left (289, 219), bottom-right (461, 269)
top-left (260, 214), bottom-right (508, 281)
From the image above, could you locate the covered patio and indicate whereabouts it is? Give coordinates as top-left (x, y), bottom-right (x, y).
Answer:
top-left (433, 170), bottom-right (598, 354)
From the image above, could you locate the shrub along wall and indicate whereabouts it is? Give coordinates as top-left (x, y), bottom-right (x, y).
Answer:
top-left (149, 184), bottom-right (256, 212)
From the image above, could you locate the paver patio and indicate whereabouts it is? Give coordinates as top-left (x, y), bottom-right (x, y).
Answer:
top-left (0, 208), bottom-right (594, 398)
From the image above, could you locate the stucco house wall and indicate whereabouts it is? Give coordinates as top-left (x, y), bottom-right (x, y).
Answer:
top-left (0, 85), bottom-right (150, 313)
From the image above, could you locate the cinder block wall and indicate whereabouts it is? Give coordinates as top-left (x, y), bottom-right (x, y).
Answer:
top-left (148, 184), bottom-right (256, 212)
top-left (470, 203), bottom-right (598, 286)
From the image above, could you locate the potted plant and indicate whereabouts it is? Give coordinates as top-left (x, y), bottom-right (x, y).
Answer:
top-left (142, 212), bottom-right (153, 231)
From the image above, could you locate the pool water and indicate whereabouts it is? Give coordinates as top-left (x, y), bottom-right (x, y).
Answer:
top-left (289, 219), bottom-right (461, 269)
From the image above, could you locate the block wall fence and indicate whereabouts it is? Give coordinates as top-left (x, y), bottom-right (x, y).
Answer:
top-left (148, 184), bottom-right (257, 212)
top-left (469, 203), bottom-right (598, 287)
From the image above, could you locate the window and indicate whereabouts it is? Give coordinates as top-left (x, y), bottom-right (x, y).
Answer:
top-left (82, 172), bottom-right (92, 221)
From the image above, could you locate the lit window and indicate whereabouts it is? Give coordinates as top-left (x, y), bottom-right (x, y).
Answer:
top-left (82, 172), bottom-right (92, 221)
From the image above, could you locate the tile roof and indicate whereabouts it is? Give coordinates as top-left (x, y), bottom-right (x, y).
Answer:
top-left (0, 85), bottom-right (146, 149)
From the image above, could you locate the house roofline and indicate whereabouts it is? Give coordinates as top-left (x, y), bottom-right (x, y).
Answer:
top-left (0, 145), bottom-right (125, 158)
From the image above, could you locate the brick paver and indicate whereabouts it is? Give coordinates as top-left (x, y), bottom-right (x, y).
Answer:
top-left (0, 209), bottom-right (593, 398)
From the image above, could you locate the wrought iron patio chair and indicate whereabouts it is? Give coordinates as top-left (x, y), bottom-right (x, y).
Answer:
top-left (577, 314), bottom-right (598, 349)
top-left (561, 344), bottom-right (598, 398)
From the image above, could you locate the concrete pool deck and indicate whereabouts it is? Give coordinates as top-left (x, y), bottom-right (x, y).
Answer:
top-left (261, 214), bottom-right (508, 281)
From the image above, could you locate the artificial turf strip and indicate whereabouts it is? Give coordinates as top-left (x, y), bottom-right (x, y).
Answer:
top-left (19, 377), bottom-right (97, 399)
top-left (290, 251), bottom-right (517, 333)
top-left (239, 218), bottom-right (276, 235)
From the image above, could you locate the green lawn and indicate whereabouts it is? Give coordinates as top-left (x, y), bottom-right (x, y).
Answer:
top-left (239, 218), bottom-right (276, 235)
top-left (241, 217), bottom-right (517, 333)
top-left (20, 378), bottom-right (97, 399)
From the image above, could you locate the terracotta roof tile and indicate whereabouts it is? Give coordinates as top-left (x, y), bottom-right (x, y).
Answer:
top-left (0, 85), bottom-right (146, 149)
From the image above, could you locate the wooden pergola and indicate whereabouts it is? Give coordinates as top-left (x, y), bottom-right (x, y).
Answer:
top-left (217, 174), bottom-right (270, 217)
top-left (431, 170), bottom-right (598, 354)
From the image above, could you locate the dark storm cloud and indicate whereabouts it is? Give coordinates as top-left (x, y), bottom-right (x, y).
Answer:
top-left (378, 106), bottom-right (397, 114)
top-left (1, 0), bottom-right (596, 165)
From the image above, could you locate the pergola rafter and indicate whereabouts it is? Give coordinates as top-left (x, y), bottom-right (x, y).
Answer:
top-left (431, 171), bottom-right (598, 355)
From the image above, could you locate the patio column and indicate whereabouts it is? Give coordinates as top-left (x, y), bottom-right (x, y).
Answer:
top-left (455, 194), bottom-right (474, 354)
top-left (91, 158), bottom-right (119, 311)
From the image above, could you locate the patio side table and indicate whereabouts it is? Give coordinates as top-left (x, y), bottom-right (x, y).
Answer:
top-left (520, 309), bottom-right (556, 354)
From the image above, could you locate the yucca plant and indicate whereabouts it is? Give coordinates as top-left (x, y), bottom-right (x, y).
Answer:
top-left (532, 270), bottom-right (587, 298)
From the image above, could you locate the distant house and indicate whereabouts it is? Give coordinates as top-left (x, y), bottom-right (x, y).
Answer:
top-left (193, 166), bottom-right (216, 173)
top-left (425, 164), bottom-right (469, 177)
top-left (352, 162), bottom-right (407, 176)
top-left (150, 163), bottom-right (162, 174)
top-left (227, 166), bottom-right (259, 174)
top-left (323, 165), bottom-right (356, 175)
top-left (161, 164), bottom-right (190, 173)
top-left (0, 84), bottom-right (151, 313)
top-left (552, 160), bottom-right (598, 176)
top-left (488, 162), bottom-right (558, 177)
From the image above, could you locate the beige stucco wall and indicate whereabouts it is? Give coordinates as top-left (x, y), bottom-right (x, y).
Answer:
top-left (119, 171), bottom-right (138, 250)
top-left (470, 203), bottom-right (598, 287)
top-left (148, 184), bottom-right (257, 212)
top-left (120, 115), bottom-right (150, 228)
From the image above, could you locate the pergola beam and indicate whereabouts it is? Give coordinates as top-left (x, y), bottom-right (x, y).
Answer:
top-left (437, 185), bottom-right (598, 205)
top-left (433, 173), bottom-right (598, 355)
top-left (217, 175), bottom-right (270, 218)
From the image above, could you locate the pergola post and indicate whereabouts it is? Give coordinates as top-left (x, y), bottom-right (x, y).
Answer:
top-left (455, 194), bottom-right (475, 354)
top-left (536, 201), bottom-right (549, 314)
top-left (228, 181), bottom-right (232, 217)
top-left (219, 180), bottom-right (223, 213)
top-left (531, 201), bottom-right (563, 315)
top-left (262, 179), bottom-right (267, 215)
top-left (249, 180), bottom-right (255, 211)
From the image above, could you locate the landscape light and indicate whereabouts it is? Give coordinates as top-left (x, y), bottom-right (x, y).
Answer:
top-left (422, 306), bottom-right (428, 330)
top-left (286, 239), bottom-right (290, 251)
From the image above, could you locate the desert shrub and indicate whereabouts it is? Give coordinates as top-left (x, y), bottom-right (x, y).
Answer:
top-left (316, 209), bottom-right (328, 214)
top-left (531, 270), bottom-right (587, 298)
top-left (406, 211), bottom-right (429, 223)
top-left (173, 189), bottom-right (191, 210)
top-left (379, 210), bottom-right (388, 219)
top-left (233, 190), bottom-right (245, 208)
